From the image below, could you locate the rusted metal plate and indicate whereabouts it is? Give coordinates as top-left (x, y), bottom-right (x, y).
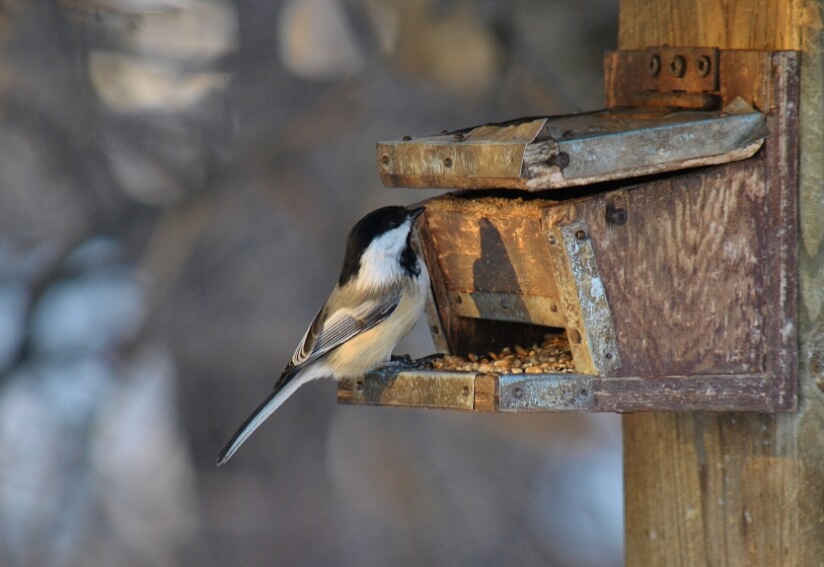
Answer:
top-left (497, 373), bottom-right (776, 412)
top-left (605, 47), bottom-right (721, 109)
top-left (378, 107), bottom-right (766, 190)
top-left (378, 118), bottom-right (546, 189)
top-left (337, 370), bottom-right (476, 410)
top-left (545, 221), bottom-right (622, 375)
top-left (450, 291), bottom-right (566, 328)
top-left (499, 373), bottom-right (597, 411)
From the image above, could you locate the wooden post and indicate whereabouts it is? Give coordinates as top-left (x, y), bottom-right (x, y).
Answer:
top-left (620, 1), bottom-right (824, 566)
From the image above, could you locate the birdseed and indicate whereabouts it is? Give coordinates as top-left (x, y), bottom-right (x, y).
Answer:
top-left (429, 334), bottom-right (575, 374)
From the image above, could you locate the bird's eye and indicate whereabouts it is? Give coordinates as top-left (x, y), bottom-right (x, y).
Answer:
top-left (388, 219), bottom-right (399, 228)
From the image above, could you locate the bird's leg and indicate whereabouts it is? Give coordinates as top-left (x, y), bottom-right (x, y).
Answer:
top-left (381, 353), bottom-right (445, 370)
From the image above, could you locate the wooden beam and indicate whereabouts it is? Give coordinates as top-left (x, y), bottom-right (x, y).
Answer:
top-left (620, 1), bottom-right (824, 566)
top-left (618, 0), bottom-right (810, 51)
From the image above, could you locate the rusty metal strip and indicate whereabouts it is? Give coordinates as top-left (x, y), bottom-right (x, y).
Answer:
top-left (338, 370), bottom-right (477, 410)
top-left (497, 374), bottom-right (774, 412)
top-left (498, 373), bottom-right (596, 411)
top-left (450, 291), bottom-right (567, 328)
top-left (605, 48), bottom-right (720, 109)
top-left (556, 109), bottom-right (763, 180)
top-left (545, 220), bottom-right (621, 375)
top-left (377, 118), bottom-right (546, 187)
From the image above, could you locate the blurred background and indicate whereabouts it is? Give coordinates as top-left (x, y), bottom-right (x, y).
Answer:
top-left (0, 1), bottom-right (622, 565)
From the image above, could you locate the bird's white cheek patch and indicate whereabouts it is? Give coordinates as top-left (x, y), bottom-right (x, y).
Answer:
top-left (356, 222), bottom-right (411, 290)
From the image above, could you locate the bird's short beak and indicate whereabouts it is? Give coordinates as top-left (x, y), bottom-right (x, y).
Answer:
top-left (408, 206), bottom-right (425, 220)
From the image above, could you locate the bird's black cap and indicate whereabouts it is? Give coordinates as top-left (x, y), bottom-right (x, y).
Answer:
top-left (338, 205), bottom-right (424, 286)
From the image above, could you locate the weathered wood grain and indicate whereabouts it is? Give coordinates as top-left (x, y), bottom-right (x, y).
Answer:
top-left (574, 161), bottom-right (771, 378)
top-left (618, 0), bottom-right (808, 51)
top-left (620, 2), bottom-right (822, 566)
top-left (416, 205), bottom-right (548, 357)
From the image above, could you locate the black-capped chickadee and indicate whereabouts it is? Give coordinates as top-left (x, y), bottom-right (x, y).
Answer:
top-left (217, 205), bottom-right (429, 465)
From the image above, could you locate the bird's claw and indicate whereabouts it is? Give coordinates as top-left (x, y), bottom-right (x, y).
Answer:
top-left (382, 353), bottom-right (445, 371)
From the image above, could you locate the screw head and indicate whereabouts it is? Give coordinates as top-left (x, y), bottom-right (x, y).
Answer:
top-left (575, 229), bottom-right (587, 240)
top-left (670, 55), bottom-right (687, 78)
top-left (550, 151), bottom-right (570, 169)
top-left (381, 155), bottom-right (389, 165)
top-left (696, 55), bottom-right (712, 77)
top-left (513, 387), bottom-right (523, 399)
top-left (444, 157), bottom-right (453, 168)
top-left (607, 207), bottom-right (627, 225)
top-left (647, 54), bottom-right (661, 76)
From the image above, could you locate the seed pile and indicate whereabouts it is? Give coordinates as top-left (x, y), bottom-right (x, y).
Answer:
top-left (430, 334), bottom-right (575, 374)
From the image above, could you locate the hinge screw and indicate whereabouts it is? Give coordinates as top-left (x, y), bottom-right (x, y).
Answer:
top-left (549, 151), bottom-right (570, 169)
top-left (607, 207), bottom-right (628, 225)
top-left (647, 54), bottom-right (661, 76)
top-left (696, 55), bottom-right (712, 77)
top-left (669, 55), bottom-right (686, 78)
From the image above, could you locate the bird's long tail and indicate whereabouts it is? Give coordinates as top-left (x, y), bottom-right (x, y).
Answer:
top-left (216, 371), bottom-right (308, 466)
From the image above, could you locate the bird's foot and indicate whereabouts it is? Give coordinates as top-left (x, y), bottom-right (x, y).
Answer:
top-left (382, 353), bottom-right (445, 370)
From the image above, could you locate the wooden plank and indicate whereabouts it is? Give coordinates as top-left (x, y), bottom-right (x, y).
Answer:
top-left (618, 0), bottom-right (807, 51)
top-left (416, 206), bottom-right (547, 357)
top-left (619, 2), bottom-right (821, 567)
top-left (567, 160), bottom-right (771, 378)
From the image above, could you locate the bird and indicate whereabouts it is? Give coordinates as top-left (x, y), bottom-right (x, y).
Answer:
top-left (217, 205), bottom-right (429, 465)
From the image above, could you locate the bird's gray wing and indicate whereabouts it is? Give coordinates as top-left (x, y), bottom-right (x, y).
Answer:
top-left (276, 288), bottom-right (401, 387)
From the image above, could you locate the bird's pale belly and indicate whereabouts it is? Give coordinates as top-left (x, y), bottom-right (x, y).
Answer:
top-left (326, 272), bottom-right (428, 378)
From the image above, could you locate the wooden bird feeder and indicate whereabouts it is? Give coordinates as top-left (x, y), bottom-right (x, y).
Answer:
top-left (338, 48), bottom-right (799, 414)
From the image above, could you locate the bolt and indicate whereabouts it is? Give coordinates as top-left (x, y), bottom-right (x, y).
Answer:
top-left (550, 302), bottom-right (558, 313)
top-left (549, 151), bottom-right (570, 169)
top-left (513, 387), bottom-right (523, 399)
top-left (548, 235), bottom-right (558, 245)
top-left (607, 207), bottom-right (628, 225)
top-left (696, 55), bottom-right (712, 77)
top-left (462, 386), bottom-right (470, 396)
top-left (402, 135), bottom-right (412, 141)
top-left (575, 229), bottom-right (587, 240)
top-left (578, 388), bottom-right (588, 398)
top-left (670, 55), bottom-right (687, 78)
top-left (381, 155), bottom-right (389, 165)
top-left (648, 54), bottom-right (661, 76)
top-left (605, 352), bottom-right (613, 360)
top-left (570, 329), bottom-right (582, 344)
top-left (501, 298), bottom-right (510, 309)
top-left (431, 325), bottom-right (440, 335)
top-left (444, 157), bottom-right (453, 167)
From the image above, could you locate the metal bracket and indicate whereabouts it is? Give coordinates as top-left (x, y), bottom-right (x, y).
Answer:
top-left (606, 47), bottom-right (721, 109)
